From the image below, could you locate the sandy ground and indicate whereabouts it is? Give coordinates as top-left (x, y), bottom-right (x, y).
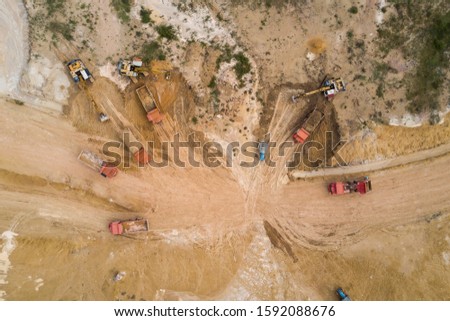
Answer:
top-left (1, 0), bottom-right (450, 301)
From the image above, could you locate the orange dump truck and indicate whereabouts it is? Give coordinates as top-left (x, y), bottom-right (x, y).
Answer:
top-left (77, 150), bottom-right (118, 178)
top-left (109, 218), bottom-right (149, 235)
top-left (136, 85), bottom-right (163, 124)
top-left (328, 177), bottom-right (372, 195)
top-left (293, 109), bottom-right (324, 144)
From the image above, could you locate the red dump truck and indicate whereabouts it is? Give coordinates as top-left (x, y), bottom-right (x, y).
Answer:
top-left (77, 150), bottom-right (118, 178)
top-left (136, 85), bottom-right (163, 124)
top-left (109, 218), bottom-right (149, 235)
top-left (328, 176), bottom-right (372, 195)
top-left (293, 109), bottom-right (324, 144)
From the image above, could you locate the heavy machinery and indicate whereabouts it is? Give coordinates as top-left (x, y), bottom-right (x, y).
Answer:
top-left (117, 57), bottom-right (149, 83)
top-left (258, 142), bottom-right (268, 161)
top-left (136, 85), bottom-right (163, 124)
top-left (109, 218), bottom-right (149, 235)
top-left (336, 288), bottom-right (351, 301)
top-left (292, 77), bottom-right (346, 102)
top-left (67, 59), bottom-right (94, 83)
top-left (328, 176), bottom-right (372, 195)
top-left (118, 57), bottom-right (173, 83)
top-left (292, 109), bottom-right (324, 144)
top-left (77, 150), bottom-right (118, 178)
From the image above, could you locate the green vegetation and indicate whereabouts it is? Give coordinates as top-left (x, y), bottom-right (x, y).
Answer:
top-left (216, 45), bottom-right (234, 69)
top-left (346, 30), bottom-right (354, 39)
top-left (216, 47), bottom-right (251, 87)
top-left (141, 41), bottom-right (166, 63)
top-left (191, 116), bottom-right (198, 124)
top-left (48, 20), bottom-right (76, 40)
top-left (229, 0), bottom-right (307, 9)
top-left (111, 0), bottom-right (131, 22)
top-left (376, 83), bottom-right (384, 98)
top-left (377, 2), bottom-right (450, 113)
top-left (140, 7), bottom-right (153, 24)
top-left (208, 76), bottom-right (220, 111)
top-left (346, 30), bottom-right (366, 62)
top-left (45, 0), bottom-right (65, 16)
top-left (13, 99), bottom-right (24, 106)
top-left (208, 76), bottom-right (217, 89)
top-left (371, 62), bottom-right (393, 81)
top-left (155, 24), bottom-right (178, 41)
top-left (233, 52), bottom-right (251, 83)
top-left (348, 6), bottom-right (358, 14)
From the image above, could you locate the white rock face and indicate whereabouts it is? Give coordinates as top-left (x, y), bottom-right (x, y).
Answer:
top-left (0, 0), bottom-right (29, 95)
top-left (20, 56), bottom-right (71, 105)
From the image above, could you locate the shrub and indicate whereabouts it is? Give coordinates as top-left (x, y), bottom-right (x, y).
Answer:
top-left (233, 52), bottom-right (251, 81)
top-left (45, 0), bottom-right (65, 16)
top-left (140, 7), bottom-right (153, 24)
top-left (141, 41), bottom-right (166, 63)
top-left (348, 6), bottom-right (358, 14)
top-left (216, 45), bottom-right (234, 69)
top-left (111, 0), bottom-right (131, 22)
top-left (155, 24), bottom-right (177, 41)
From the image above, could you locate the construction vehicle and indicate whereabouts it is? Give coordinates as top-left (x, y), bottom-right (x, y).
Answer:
top-left (292, 109), bottom-right (324, 144)
top-left (117, 57), bottom-right (149, 83)
top-left (292, 77), bottom-right (346, 102)
top-left (258, 142), bottom-right (268, 161)
top-left (336, 288), bottom-right (351, 301)
top-left (328, 176), bottom-right (372, 195)
top-left (77, 150), bottom-right (118, 178)
top-left (124, 129), bottom-right (150, 165)
top-left (118, 58), bottom-right (173, 83)
top-left (109, 218), bottom-right (149, 235)
top-left (136, 85), bottom-right (163, 124)
top-left (67, 59), bottom-right (94, 83)
top-left (99, 113), bottom-right (109, 123)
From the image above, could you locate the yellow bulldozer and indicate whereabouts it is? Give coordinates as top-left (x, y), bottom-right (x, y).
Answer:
top-left (117, 57), bottom-right (172, 83)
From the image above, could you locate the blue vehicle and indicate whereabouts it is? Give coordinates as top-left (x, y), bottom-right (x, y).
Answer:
top-left (336, 288), bottom-right (351, 301)
top-left (258, 142), bottom-right (267, 161)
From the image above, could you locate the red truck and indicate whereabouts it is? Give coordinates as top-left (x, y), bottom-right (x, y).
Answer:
top-left (109, 218), bottom-right (149, 235)
top-left (328, 177), bottom-right (372, 195)
top-left (293, 109), bottom-right (324, 144)
top-left (77, 150), bottom-right (118, 178)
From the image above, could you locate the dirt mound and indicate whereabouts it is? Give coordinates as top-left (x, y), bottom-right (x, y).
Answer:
top-left (307, 37), bottom-right (327, 55)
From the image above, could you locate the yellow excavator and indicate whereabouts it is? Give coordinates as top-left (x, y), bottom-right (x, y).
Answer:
top-left (292, 77), bottom-right (346, 103)
top-left (117, 57), bottom-right (172, 83)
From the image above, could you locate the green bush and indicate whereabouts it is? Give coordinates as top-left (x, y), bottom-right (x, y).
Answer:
top-left (140, 7), bottom-right (153, 24)
top-left (45, 0), bottom-right (65, 16)
top-left (141, 41), bottom-right (166, 63)
top-left (233, 52), bottom-right (251, 81)
top-left (216, 45), bottom-right (234, 69)
top-left (208, 76), bottom-right (217, 89)
top-left (348, 6), bottom-right (358, 14)
top-left (111, 0), bottom-right (131, 22)
top-left (155, 24), bottom-right (177, 41)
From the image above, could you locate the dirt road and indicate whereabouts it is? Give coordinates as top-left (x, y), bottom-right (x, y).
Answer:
top-left (291, 142), bottom-right (450, 178)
